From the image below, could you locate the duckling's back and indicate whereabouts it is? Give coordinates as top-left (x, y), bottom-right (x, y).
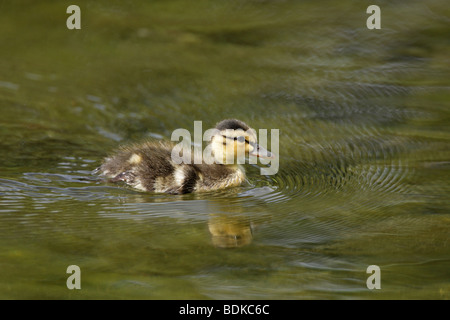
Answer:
top-left (97, 140), bottom-right (245, 194)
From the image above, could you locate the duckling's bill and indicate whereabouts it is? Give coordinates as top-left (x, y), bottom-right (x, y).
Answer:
top-left (249, 142), bottom-right (275, 159)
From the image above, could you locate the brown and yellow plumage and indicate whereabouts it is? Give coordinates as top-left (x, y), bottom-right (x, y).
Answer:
top-left (95, 119), bottom-right (273, 194)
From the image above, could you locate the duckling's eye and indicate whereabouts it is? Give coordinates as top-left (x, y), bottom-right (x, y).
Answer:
top-left (236, 136), bottom-right (245, 143)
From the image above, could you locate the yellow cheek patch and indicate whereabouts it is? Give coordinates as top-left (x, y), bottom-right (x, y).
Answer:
top-left (128, 153), bottom-right (142, 164)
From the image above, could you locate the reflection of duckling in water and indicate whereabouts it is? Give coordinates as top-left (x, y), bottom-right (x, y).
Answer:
top-left (95, 119), bottom-right (273, 194)
top-left (208, 215), bottom-right (254, 248)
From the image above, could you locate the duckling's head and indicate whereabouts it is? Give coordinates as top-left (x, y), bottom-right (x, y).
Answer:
top-left (209, 119), bottom-right (273, 165)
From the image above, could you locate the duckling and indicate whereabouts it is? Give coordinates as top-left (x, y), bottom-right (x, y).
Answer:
top-left (95, 119), bottom-right (273, 194)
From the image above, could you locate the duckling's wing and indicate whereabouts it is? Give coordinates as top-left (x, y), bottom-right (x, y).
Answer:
top-left (97, 140), bottom-right (200, 194)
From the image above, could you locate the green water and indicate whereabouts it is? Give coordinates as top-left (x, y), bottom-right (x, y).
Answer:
top-left (0, 0), bottom-right (449, 299)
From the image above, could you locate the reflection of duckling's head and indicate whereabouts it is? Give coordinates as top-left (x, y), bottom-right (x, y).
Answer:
top-left (208, 215), bottom-right (253, 248)
top-left (210, 119), bottom-right (274, 165)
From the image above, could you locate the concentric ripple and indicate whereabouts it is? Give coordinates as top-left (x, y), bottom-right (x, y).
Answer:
top-left (243, 131), bottom-right (413, 209)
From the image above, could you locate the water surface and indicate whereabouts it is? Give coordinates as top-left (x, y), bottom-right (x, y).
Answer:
top-left (0, 0), bottom-right (449, 299)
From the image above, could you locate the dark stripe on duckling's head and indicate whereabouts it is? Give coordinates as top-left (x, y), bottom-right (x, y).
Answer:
top-left (215, 119), bottom-right (250, 131)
